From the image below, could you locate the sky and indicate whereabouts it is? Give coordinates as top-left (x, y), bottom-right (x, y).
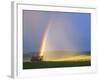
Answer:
top-left (23, 10), bottom-right (91, 54)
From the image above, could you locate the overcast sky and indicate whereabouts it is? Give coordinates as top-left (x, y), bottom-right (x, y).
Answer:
top-left (23, 10), bottom-right (90, 54)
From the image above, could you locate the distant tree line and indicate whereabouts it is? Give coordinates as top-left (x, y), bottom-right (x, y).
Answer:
top-left (31, 56), bottom-right (43, 62)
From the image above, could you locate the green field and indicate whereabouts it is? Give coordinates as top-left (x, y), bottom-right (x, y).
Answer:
top-left (23, 60), bottom-right (91, 69)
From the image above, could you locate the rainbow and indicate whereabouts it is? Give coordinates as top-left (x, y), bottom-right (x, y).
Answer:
top-left (39, 22), bottom-right (50, 60)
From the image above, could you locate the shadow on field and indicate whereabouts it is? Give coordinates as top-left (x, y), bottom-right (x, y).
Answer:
top-left (23, 60), bottom-right (91, 69)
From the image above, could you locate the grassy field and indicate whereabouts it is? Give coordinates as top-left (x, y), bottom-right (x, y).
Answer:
top-left (23, 60), bottom-right (91, 69)
top-left (23, 51), bottom-right (91, 69)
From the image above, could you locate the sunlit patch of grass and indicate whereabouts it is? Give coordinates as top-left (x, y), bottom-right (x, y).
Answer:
top-left (45, 55), bottom-right (90, 62)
